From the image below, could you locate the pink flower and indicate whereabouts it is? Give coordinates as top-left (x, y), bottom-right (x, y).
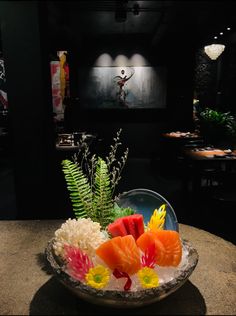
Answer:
top-left (64, 245), bottom-right (94, 281)
top-left (141, 243), bottom-right (156, 269)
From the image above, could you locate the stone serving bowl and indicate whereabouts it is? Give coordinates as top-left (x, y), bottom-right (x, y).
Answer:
top-left (45, 239), bottom-right (198, 308)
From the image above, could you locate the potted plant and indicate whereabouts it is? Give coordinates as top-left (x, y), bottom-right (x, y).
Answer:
top-left (199, 108), bottom-right (236, 147)
top-left (227, 120), bottom-right (236, 149)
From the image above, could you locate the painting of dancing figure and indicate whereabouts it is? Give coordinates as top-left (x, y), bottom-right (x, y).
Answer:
top-left (113, 68), bottom-right (135, 107)
top-left (82, 66), bottom-right (167, 109)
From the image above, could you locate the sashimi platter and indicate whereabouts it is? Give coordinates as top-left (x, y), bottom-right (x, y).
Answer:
top-left (46, 130), bottom-right (198, 307)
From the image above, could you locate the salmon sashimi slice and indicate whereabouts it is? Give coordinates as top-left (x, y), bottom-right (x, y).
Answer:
top-left (120, 235), bottom-right (141, 275)
top-left (136, 231), bottom-right (165, 265)
top-left (95, 236), bottom-right (123, 269)
top-left (136, 230), bottom-right (182, 267)
top-left (96, 235), bottom-right (141, 275)
top-left (153, 230), bottom-right (182, 267)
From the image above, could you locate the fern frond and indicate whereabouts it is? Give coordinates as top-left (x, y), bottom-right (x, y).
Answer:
top-left (62, 160), bottom-right (93, 219)
top-left (93, 158), bottom-right (114, 229)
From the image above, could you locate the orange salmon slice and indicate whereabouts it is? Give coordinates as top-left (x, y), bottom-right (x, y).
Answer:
top-left (96, 235), bottom-right (141, 275)
top-left (136, 230), bottom-right (182, 267)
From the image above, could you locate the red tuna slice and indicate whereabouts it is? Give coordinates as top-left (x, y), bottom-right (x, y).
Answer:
top-left (133, 214), bottom-right (145, 237)
top-left (108, 214), bottom-right (144, 240)
top-left (123, 216), bottom-right (138, 240)
top-left (107, 218), bottom-right (127, 237)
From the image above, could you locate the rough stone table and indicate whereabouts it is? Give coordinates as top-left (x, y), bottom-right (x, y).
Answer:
top-left (0, 220), bottom-right (235, 315)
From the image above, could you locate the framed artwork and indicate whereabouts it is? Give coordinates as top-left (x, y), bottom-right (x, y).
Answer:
top-left (81, 66), bottom-right (167, 109)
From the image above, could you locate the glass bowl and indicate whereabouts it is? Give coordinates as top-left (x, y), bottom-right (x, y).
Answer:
top-left (45, 239), bottom-right (198, 308)
top-left (117, 188), bottom-right (178, 231)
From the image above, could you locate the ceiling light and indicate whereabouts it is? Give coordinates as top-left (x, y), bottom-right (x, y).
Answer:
top-left (204, 44), bottom-right (225, 60)
top-left (227, 27), bottom-right (231, 31)
top-left (214, 36), bottom-right (218, 39)
top-left (220, 32), bottom-right (223, 35)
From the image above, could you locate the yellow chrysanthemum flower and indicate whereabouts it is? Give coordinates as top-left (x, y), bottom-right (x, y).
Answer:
top-left (85, 265), bottom-right (110, 289)
top-left (147, 204), bottom-right (166, 231)
top-left (137, 267), bottom-right (159, 289)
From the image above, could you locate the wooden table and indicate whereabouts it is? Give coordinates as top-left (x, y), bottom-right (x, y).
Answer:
top-left (56, 144), bottom-right (80, 151)
top-left (162, 132), bottom-right (201, 140)
top-left (0, 220), bottom-right (235, 315)
top-left (184, 148), bottom-right (236, 161)
top-left (183, 147), bottom-right (236, 174)
top-left (182, 147), bottom-right (236, 194)
top-left (160, 132), bottom-right (203, 175)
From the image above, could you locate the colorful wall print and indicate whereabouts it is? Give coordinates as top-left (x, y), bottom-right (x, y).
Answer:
top-left (50, 51), bottom-right (70, 121)
top-left (0, 58), bottom-right (8, 110)
top-left (82, 66), bottom-right (167, 109)
top-left (50, 61), bottom-right (62, 120)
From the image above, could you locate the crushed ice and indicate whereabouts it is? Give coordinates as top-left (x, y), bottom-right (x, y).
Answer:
top-left (102, 242), bottom-right (189, 291)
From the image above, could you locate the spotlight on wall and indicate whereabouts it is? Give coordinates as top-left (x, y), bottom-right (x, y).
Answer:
top-left (204, 44), bottom-right (225, 60)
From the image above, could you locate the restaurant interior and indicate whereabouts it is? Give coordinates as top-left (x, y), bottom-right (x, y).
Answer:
top-left (0, 1), bottom-right (236, 244)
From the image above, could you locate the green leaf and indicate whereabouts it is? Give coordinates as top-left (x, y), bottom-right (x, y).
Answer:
top-left (110, 205), bottom-right (135, 222)
top-left (93, 158), bottom-right (114, 229)
top-left (61, 159), bottom-right (93, 219)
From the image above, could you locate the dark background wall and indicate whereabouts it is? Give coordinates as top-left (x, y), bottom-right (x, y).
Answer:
top-left (0, 1), bottom-right (198, 218)
top-left (220, 41), bottom-right (236, 114)
top-left (64, 32), bottom-right (195, 159)
top-left (194, 23), bottom-right (236, 114)
top-left (3, 1), bottom-right (228, 219)
top-left (0, 1), bottom-right (57, 218)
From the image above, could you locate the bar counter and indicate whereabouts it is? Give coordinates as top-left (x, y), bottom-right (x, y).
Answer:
top-left (0, 220), bottom-right (235, 315)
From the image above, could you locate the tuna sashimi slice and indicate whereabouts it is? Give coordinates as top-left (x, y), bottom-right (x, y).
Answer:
top-left (107, 218), bottom-right (127, 237)
top-left (107, 214), bottom-right (144, 240)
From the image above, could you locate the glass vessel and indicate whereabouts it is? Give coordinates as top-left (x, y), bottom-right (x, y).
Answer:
top-left (45, 189), bottom-right (198, 308)
top-left (117, 188), bottom-right (178, 231)
top-left (46, 239), bottom-right (198, 308)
